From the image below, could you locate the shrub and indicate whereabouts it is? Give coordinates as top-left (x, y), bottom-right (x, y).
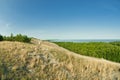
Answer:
top-left (110, 41), bottom-right (120, 46)
top-left (0, 35), bottom-right (3, 41)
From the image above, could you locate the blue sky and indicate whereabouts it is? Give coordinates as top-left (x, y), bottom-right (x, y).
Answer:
top-left (0, 0), bottom-right (120, 39)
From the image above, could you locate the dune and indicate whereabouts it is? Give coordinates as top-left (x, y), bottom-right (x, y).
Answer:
top-left (0, 38), bottom-right (120, 80)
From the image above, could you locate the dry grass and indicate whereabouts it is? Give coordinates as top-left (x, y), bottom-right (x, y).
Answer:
top-left (0, 39), bottom-right (120, 80)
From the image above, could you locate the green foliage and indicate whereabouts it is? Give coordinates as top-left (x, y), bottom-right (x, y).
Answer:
top-left (15, 34), bottom-right (31, 43)
top-left (110, 41), bottom-right (120, 46)
top-left (0, 35), bottom-right (3, 41)
top-left (1, 34), bottom-right (31, 43)
top-left (55, 42), bottom-right (120, 63)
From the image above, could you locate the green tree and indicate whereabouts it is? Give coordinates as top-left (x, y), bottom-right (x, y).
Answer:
top-left (2, 34), bottom-right (31, 43)
top-left (10, 33), bottom-right (15, 41)
top-left (0, 35), bottom-right (3, 41)
top-left (15, 34), bottom-right (31, 43)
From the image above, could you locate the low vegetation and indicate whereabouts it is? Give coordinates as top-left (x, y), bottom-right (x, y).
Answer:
top-left (110, 41), bottom-right (120, 46)
top-left (55, 42), bottom-right (120, 63)
top-left (0, 34), bottom-right (31, 43)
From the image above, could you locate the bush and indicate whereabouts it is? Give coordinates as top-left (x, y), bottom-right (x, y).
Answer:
top-left (0, 35), bottom-right (3, 41)
top-left (110, 41), bottom-right (120, 46)
top-left (15, 34), bottom-right (31, 43)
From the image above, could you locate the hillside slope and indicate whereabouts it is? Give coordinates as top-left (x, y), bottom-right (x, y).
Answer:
top-left (0, 39), bottom-right (120, 80)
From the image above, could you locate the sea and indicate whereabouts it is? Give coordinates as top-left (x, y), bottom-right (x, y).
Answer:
top-left (50, 39), bottom-right (120, 43)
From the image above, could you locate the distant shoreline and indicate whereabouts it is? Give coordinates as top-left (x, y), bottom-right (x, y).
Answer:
top-left (49, 39), bottom-right (120, 42)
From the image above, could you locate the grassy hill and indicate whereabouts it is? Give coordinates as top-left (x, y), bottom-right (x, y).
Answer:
top-left (0, 39), bottom-right (120, 80)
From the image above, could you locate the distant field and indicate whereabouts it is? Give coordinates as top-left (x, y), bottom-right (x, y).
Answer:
top-left (54, 41), bottom-right (120, 63)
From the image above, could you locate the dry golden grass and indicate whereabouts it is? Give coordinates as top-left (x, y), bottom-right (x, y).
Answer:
top-left (0, 39), bottom-right (120, 80)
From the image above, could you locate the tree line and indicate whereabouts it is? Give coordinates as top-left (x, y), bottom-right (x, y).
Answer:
top-left (0, 34), bottom-right (31, 43)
